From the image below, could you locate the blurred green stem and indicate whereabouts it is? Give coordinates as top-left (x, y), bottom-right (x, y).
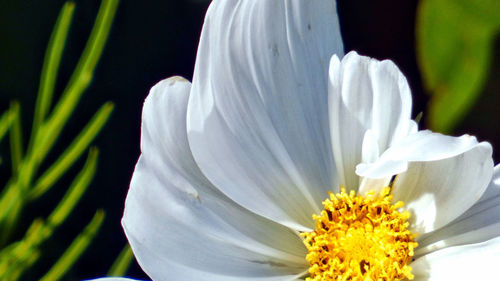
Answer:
top-left (40, 211), bottom-right (105, 281)
top-left (8, 102), bottom-right (23, 177)
top-left (0, 0), bottom-right (118, 245)
top-left (31, 2), bottom-right (75, 144)
top-left (108, 244), bottom-right (134, 277)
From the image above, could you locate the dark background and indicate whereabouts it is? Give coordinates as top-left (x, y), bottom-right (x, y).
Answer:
top-left (0, 0), bottom-right (498, 280)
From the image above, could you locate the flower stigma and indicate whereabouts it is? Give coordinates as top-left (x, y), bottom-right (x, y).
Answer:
top-left (301, 187), bottom-right (418, 281)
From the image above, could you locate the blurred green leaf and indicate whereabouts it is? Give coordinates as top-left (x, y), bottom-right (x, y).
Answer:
top-left (30, 103), bottom-right (114, 200)
top-left (31, 2), bottom-right (75, 144)
top-left (107, 244), bottom-right (134, 277)
top-left (40, 210), bottom-right (105, 281)
top-left (0, 105), bottom-right (18, 143)
top-left (46, 148), bottom-right (99, 228)
top-left (0, 0), bottom-right (118, 231)
top-left (0, 181), bottom-right (25, 241)
top-left (36, 0), bottom-right (119, 164)
top-left (0, 0), bottom-right (119, 279)
top-left (9, 102), bottom-right (23, 176)
top-left (1, 247), bottom-right (41, 281)
top-left (417, 0), bottom-right (500, 133)
top-left (0, 220), bottom-right (43, 280)
top-left (0, 148), bottom-right (99, 280)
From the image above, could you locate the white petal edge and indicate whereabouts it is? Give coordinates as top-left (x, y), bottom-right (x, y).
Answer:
top-left (412, 236), bottom-right (500, 280)
top-left (358, 130), bottom-right (392, 195)
top-left (187, 0), bottom-right (344, 230)
top-left (415, 164), bottom-right (500, 256)
top-left (124, 77), bottom-right (307, 280)
top-left (356, 130), bottom-right (480, 178)
top-left (85, 279), bottom-right (144, 281)
top-left (329, 51), bottom-right (414, 191)
top-left (391, 141), bottom-right (493, 234)
top-left (125, 243), bottom-right (308, 281)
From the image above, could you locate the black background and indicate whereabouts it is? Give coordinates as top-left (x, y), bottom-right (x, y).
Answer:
top-left (0, 1), bottom-right (498, 280)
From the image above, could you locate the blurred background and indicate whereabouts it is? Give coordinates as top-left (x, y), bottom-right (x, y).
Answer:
top-left (0, 0), bottom-right (498, 280)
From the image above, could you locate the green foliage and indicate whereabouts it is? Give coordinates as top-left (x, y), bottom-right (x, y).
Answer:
top-left (0, 105), bottom-right (18, 144)
top-left (40, 211), bottom-right (106, 281)
top-left (0, 149), bottom-right (99, 279)
top-left (0, 0), bottom-right (127, 280)
top-left (417, 0), bottom-right (500, 133)
top-left (107, 244), bottom-right (134, 277)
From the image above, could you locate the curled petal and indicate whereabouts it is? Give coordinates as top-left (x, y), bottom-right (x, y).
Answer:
top-left (329, 52), bottom-right (414, 191)
top-left (356, 130), bottom-right (480, 178)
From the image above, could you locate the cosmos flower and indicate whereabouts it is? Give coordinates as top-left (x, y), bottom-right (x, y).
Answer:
top-left (96, 1), bottom-right (500, 280)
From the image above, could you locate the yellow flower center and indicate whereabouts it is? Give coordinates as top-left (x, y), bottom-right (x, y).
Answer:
top-left (301, 187), bottom-right (418, 281)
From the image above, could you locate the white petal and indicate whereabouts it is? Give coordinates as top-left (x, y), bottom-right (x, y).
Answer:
top-left (356, 130), bottom-right (479, 178)
top-left (86, 279), bottom-right (142, 281)
top-left (412, 236), bottom-right (500, 280)
top-left (125, 77), bottom-right (307, 281)
top-left (361, 129), bottom-right (379, 164)
top-left (357, 129), bottom-right (392, 195)
top-left (329, 52), bottom-right (413, 191)
top-left (126, 249), bottom-right (307, 281)
top-left (416, 164), bottom-right (500, 256)
top-left (391, 141), bottom-right (493, 234)
top-left (187, 0), bottom-right (343, 230)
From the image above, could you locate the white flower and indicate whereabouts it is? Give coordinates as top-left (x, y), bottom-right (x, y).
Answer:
top-left (100, 1), bottom-right (500, 280)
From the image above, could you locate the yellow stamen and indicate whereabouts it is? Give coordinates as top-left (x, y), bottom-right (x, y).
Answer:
top-left (301, 187), bottom-right (418, 281)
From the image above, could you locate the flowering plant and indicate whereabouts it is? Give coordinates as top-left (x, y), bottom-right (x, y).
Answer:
top-left (97, 1), bottom-right (499, 280)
